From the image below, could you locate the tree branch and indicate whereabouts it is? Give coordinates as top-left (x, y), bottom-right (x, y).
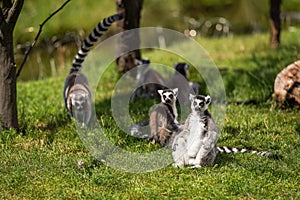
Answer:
top-left (7, 0), bottom-right (24, 24)
top-left (16, 0), bottom-right (71, 78)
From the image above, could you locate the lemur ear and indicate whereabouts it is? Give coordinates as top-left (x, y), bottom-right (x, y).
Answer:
top-left (158, 90), bottom-right (164, 96)
top-left (185, 63), bottom-right (189, 70)
top-left (83, 93), bottom-right (89, 98)
top-left (70, 93), bottom-right (75, 99)
top-left (205, 95), bottom-right (211, 105)
top-left (64, 87), bottom-right (69, 97)
top-left (173, 88), bottom-right (178, 97)
top-left (189, 93), bottom-right (196, 101)
top-left (134, 58), bottom-right (142, 66)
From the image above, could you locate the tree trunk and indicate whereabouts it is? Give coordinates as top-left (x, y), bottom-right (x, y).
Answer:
top-left (116, 0), bottom-right (143, 74)
top-left (0, 31), bottom-right (18, 130)
top-left (270, 0), bottom-right (281, 48)
top-left (0, 0), bottom-right (24, 130)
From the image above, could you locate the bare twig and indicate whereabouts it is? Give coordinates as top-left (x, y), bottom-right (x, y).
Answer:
top-left (16, 0), bottom-right (71, 78)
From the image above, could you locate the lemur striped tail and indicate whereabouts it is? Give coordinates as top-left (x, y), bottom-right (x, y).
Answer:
top-left (70, 13), bottom-right (123, 73)
top-left (217, 146), bottom-right (280, 159)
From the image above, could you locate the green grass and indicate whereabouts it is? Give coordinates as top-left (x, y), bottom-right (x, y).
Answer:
top-left (1, 29), bottom-right (300, 199)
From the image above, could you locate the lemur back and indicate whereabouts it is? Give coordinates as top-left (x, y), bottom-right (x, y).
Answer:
top-left (166, 62), bottom-right (200, 109)
top-left (131, 58), bottom-right (166, 100)
top-left (172, 94), bottom-right (279, 168)
top-left (63, 13), bottom-right (123, 127)
top-left (166, 63), bottom-right (200, 95)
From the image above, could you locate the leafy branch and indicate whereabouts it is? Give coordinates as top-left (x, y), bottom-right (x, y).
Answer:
top-left (16, 0), bottom-right (71, 78)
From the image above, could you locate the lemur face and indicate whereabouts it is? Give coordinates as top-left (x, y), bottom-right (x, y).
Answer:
top-left (70, 92), bottom-right (88, 110)
top-left (189, 94), bottom-right (211, 112)
top-left (158, 88), bottom-right (178, 104)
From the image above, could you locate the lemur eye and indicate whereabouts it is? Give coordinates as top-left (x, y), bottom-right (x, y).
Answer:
top-left (193, 101), bottom-right (197, 106)
top-left (163, 95), bottom-right (167, 99)
top-left (200, 102), bottom-right (204, 107)
top-left (169, 94), bottom-right (174, 99)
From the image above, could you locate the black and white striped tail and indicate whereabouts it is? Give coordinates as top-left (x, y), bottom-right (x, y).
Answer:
top-left (70, 13), bottom-right (123, 73)
top-left (217, 146), bottom-right (280, 159)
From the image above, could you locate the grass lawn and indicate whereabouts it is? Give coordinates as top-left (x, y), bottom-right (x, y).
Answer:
top-left (1, 29), bottom-right (300, 199)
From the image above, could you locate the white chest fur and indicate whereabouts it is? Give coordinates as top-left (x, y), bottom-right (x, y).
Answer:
top-left (171, 104), bottom-right (179, 124)
top-left (186, 113), bottom-right (207, 157)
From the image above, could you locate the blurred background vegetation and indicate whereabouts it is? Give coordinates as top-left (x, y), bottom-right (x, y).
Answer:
top-left (14, 0), bottom-right (300, 81)
top-left (14, 0), bottom-right (300, 43)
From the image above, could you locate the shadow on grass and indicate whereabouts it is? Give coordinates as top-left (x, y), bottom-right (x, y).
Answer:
top-left (214, 153), bottom-right (236, 167)
top-left (296, 124), bottom-right (300, 136)
top-left (17, 107), bottom-right (72, 145)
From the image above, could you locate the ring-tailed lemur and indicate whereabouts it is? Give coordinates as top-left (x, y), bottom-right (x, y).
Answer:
top-left (167, 62), bottom-right (200, 95)
top-left (149, 88), bottom-right (182, 147)
top-left (131, 58), bottom-right (166, 101)
top-left (130, 63), bottom-right (199, 135)
top-left (131, 88), bottom-right (182, 147)
top-left (63, 13), bottom-right (123, 127)
top-left (166, 62), bottom-right (200, 109)
top-left (172, 94), bottom-right (279, 168)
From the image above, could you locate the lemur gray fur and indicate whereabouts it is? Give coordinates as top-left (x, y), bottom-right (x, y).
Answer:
top-left (172, 94), bottom-right (279, 168)
top-left (63, 13), bottom-right (123, 127)
top-left (131, 88), bottom-right (182, 147)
